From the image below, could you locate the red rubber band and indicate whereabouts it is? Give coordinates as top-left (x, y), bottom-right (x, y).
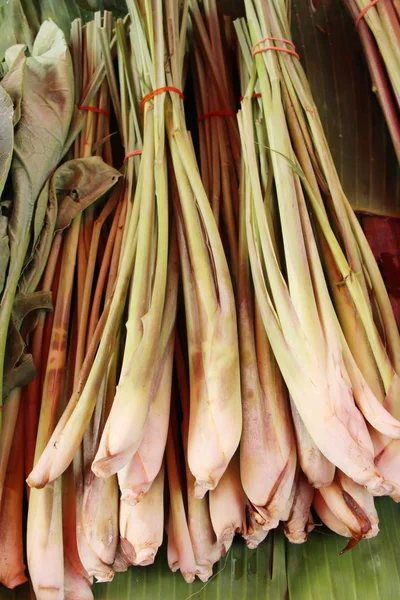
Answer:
top-left (141, 86), bottom-right (184, 111)
top-left (253, 36), bottom-right (296, 50)
top-left (355, 0), bottom-right (379, 29)
top-left (252, 46), bottom-right (300, 60)
top-left (240, 93), bottom-right (262, 101)
top-left (197, 110), bottom-right (235, 121)
top-left (124, 149), bottom-right (143, 163)
top-left (77, 105), bottom-right (111, 118)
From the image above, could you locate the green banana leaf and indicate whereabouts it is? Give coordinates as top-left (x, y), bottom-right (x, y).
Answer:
top-left (1, 499), bottom-right (400, 599)
top-left (287, 498), bottom-right (400, 600)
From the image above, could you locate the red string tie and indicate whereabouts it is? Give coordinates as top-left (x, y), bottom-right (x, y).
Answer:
top-left (252, 36), bottom-right (299, 60)
top-left (141, 86), bottom-right (184, 112)
top-left (124, 150), bottom-right (143, 163)
top-left (197, 110), bottom-right (235, 121)
top-left (240, 93), bottom-right (262, 101)
top-left (355, 0), bottom-right (379, 29)
top-left (77, 105), bottom-right (111, 118)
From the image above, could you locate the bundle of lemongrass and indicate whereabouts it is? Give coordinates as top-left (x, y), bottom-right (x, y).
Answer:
top-left (1, 0), bottom-right (400, 595)
top-left (236, 0), bottom-right (400, 545)
top-left (342, 0), bottom-right (400, 162)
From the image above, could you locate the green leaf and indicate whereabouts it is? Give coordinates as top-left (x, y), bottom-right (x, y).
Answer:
top-left (0, 21), bottom-right (75, 410)
top-left (0, 86), bottom-right (13, 296)
top-left (54, 156), bottom-right (121, 232)
top-left (0, 86), bottom-right (13, 197)
top-left (1, 44), bottom-right (26, 126)
top-left (92, 531), bottom-right (287, 600)
top-left (19, 157), bottom-right (121, 294)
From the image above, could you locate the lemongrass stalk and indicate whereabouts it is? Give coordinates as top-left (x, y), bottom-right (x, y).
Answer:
top-left (74, 188), bottom-right (120, 380)
top-left (119, 463), bottom-right (164, 567)
top-left (63, 462), bottom-right (93, 600)
top-left (238, 101), bottom-right (388, 494)
top-left (167, 512), bottom-right (180, 574)
top-left (166, 397), bottom-right (196, 583)
top-left (175, 327), bottom-right (223, 583)
top-left (290, 399), bottom-right (335, 488)
top-left (189, 0), bottom-right (241, 166)
top-left (118, 341), bottom-right (173, 504)
top-left (283, 470), bottom-right (314, 544)
top-left (86, 197), bottom-right (123, 345)
top-left (209, 454), bottom-right (246, 547)
top-left (75, 334), bottom-right (119, 581)
top-left (93, 110), bottom-right (168, 477)
top-left (28, 214), bottom-right (81, 599)
top-left (0, 406), bottom-right (27, 589)
top-left (118, 234), bottom-right (178, 503)
top-left (238, 155), bottom-right (299, 508)
top-left (27, 150), bottom-right (143, 488)
top-left (24, 234), bottom-right (63, 481)
top-left (0, 387), bottom-right (21, 510)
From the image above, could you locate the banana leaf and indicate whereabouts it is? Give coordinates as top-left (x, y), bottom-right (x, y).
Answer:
top-left (287, 498), bottom-right (400, 600)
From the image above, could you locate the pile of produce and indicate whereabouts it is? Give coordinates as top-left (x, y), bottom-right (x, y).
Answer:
top-left (0, 0), bottom-right (399, 596)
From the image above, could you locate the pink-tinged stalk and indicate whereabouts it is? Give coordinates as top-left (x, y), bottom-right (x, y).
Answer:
top-left (0, 387), bottom-right (22, 511)
top-left (169, 114), bottom-right (242, 498)
top-left (166, 394), bottom-right (196, 584)
top-left (290, 400), bottom-right (335, 488)
top-left (118, 234), bottom-right (179, 505)
top-left (27, 215), bottom-right (81, 599)
top-left (0, 404), bottom-right (27, 589)
top-left (209, 455), bottom-right (246, 550)
top-left (75, 353), bottom-right (118, 582)
top-left (175, 336), bottom-right (223, 582)
top-left (24, 234), bottom-right (63, 483)
top-left (283, 470), bottom-right (315, 544)
top-left (63, 464), bottom-right (93, 600)
top-left (119, 464), bottom-right (164, 567)
top-left (238, 152), bottom-right (298, 510)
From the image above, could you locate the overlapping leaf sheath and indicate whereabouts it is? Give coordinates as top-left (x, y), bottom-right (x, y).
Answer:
top-left (175, 334), bottom-right (223, 582)
top-left (117, 233), bottom-right (179, 505)
top-left (119, 464), bottom-right (164, 567)
top-left (283, 470), bottom-right (315, 544)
